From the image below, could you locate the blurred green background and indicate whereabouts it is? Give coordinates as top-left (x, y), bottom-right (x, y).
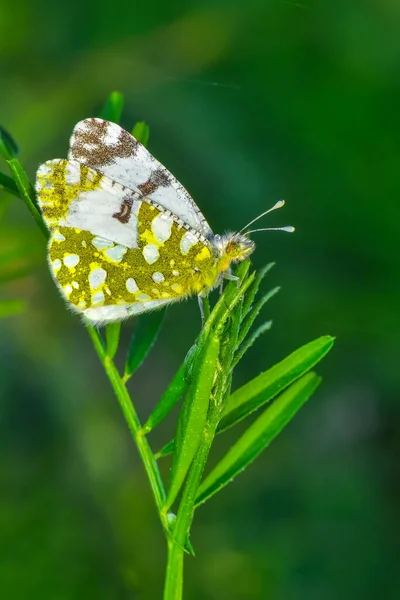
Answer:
top-left (1, 0), bottom-right (399, 598)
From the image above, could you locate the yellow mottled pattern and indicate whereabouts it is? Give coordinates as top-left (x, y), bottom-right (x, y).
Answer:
top-left (37, 159), bottom-right (103, 229)
top-left (48, 203), bottom-right (221, 310)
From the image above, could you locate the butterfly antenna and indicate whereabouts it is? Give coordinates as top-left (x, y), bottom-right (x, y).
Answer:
top-left (239, 200), bottom-right (286, 234)
top-left (245, 226), bottom-right (295, 235)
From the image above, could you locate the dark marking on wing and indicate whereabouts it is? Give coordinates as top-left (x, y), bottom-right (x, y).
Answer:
top-left (138, 168), bottom-right (171, 196)
top-left (112, 195), bottom-right (134, 224)
top-left (71, 119), bottom-right (139, 170)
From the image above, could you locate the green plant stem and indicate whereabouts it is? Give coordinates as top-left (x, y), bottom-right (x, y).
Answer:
top-left (163, 405), bottom-right (220, 599)
top-left (7, 159), bottom-right (49, 238)
top-left (87, 325), bottom-right (169, 531)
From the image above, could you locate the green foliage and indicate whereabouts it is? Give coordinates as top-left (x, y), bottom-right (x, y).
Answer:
top-left (1, 92), bottom-right (334, 600)
top-left (167, 333), bottom-right (220, 508)
top-left (0, 125), bottom-right (19, 160)
top-left (0, 298), bottom-right (26, 319)
top-left (132, 121), bottom-right (150, 147)
top-left (124, 310), bottom-right (166, 379)
top-left (105, 322), bottom-right (121, 360)
top-left (144, 362), bottom-right (188, 434)
top-left (196, 372), bottom-right (322, 505)
top-left (219, 335), bottom-right (335, 432)
top-left (6, 158), bottom-right (48, 237)
top-left (0, 172), bottom-right (19, 198)
top-left (99, 91), bottom-right (124, 123)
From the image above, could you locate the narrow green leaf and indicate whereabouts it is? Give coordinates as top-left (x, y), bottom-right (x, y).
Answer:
top-left (105, 322), bottom-right (121, 359)
top-left (132, 122), bottom-right (150, 147)
top-left (99, 91), bottom-right (124, 123)
top-left (202, 296), bottom-right (211, 323)
top-left (238, 286), bottom-right (280, 347)
top-left (155, 439), bottom-right (175, 460)
top-left (222, 260), bottom-right (250, 343)
top-left (221, 259), bottom-right (251, 309)
top-left (196, 372), bottom-right (322, 505)
top-left (166, 333), bottom-right (220, 509)
top-left (7, 159), bottom-right (48, 238)
top-left (203, 266), bottom-right (255, 340)
top-left (143, 360), bottom-right (188, 433)
top-left (242, 262), bottom-right (275, 316)
top-left (0, 126), bottom-right (19, 160)
top-left (0, 172), bottom-right (20, 198)
top-left (182, 265), bottom-right (254, 388)
top-left (232, 320), bottom-right (272, 368)
top-left (0, 299), bottom-right (26, 319)
top-left (124, 309), bottom-right (166, 379)
top-left (219, 335), bottom-right (334, 432)
top-left (154, 334), bottom-right (331, 456)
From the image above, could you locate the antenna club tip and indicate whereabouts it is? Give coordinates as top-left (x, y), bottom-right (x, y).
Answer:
top-left (276, 199), bottom-right (285, 208)
top-left (284, 226), bottom-right (295, 233)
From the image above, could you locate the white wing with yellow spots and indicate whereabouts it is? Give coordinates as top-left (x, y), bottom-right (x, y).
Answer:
top-left (37, 164), bottom-right (217, 324)
top-left (35, 120), bottom-right (244, 325)
top-left (36, 158), bottom-right (144, 248)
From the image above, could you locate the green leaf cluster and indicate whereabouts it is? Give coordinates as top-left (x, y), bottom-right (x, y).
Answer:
top-left (0, 91), bottom-right (335, 600)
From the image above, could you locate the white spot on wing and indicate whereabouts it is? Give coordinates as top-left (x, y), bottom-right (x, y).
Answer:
top-left (92, 291), bottom-right (105, 305)
top-left (152, 272), bottom-right (165, 283)
top-left (126, 278), bottom-right (139, 293)
top-left (92, 236), bottom-right (113, 250)
top-left (152, 214), bottom-right (173, 243)
top-left (65, 185), bottom-right (141, 249)
top-left (105, 123), bottom-right (120, 145)
top-left (83, 305), bottom-right (130, 323)
top-left (64, 284), bottom-right (73, 296)
top-left (63, 254), bottom-right (80, 268)
top-left (143, 244), bottom-right (159, 264)
top-left (137, 293), bottom-right (151, 301)
top-left (127, 299), bottom-right (171, 315)
top-left (89, 267), bottom-right (107, 289)
top-left (180, 231), bottom-right (197, 255)
top-left (52, 259), bottom-right (61, 271)
top-left (83, 142), bottom-right (97, 151)
top-left (104, 245), bottom-right (127, 262)
top-left (53, 230), bottom-right (65, 242)
top-left (65, 162), bottom-right (81, 185)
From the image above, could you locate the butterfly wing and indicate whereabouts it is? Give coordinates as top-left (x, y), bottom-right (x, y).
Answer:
top-left (37, 158), bottom-right (144, 248)
top-left (68, 118), bottom-right (213, 239)
top-left (36, 160), bottom-right (215, 324)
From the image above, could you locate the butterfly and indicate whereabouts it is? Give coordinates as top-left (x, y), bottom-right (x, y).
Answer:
top-left (36, 118), bottom-right (293, 325)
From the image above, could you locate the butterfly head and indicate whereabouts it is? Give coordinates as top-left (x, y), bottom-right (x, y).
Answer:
top-left (211, 232), bottom-right (255, 272)
top-left (211, 200), bottom-right (294, 274)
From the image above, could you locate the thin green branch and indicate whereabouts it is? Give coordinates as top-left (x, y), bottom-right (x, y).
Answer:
top-left (87, 326), bottom-right (169, 530)
top-left (7, 159), bottom-right (49, 238)
top-left (163, 404), bottom-right (220, 600)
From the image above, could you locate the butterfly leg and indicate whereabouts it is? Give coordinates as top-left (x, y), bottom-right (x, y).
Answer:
top-left (224, 270), bottom-right (240, 286)
top-left (198, 296), bottom-right (205, 328)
